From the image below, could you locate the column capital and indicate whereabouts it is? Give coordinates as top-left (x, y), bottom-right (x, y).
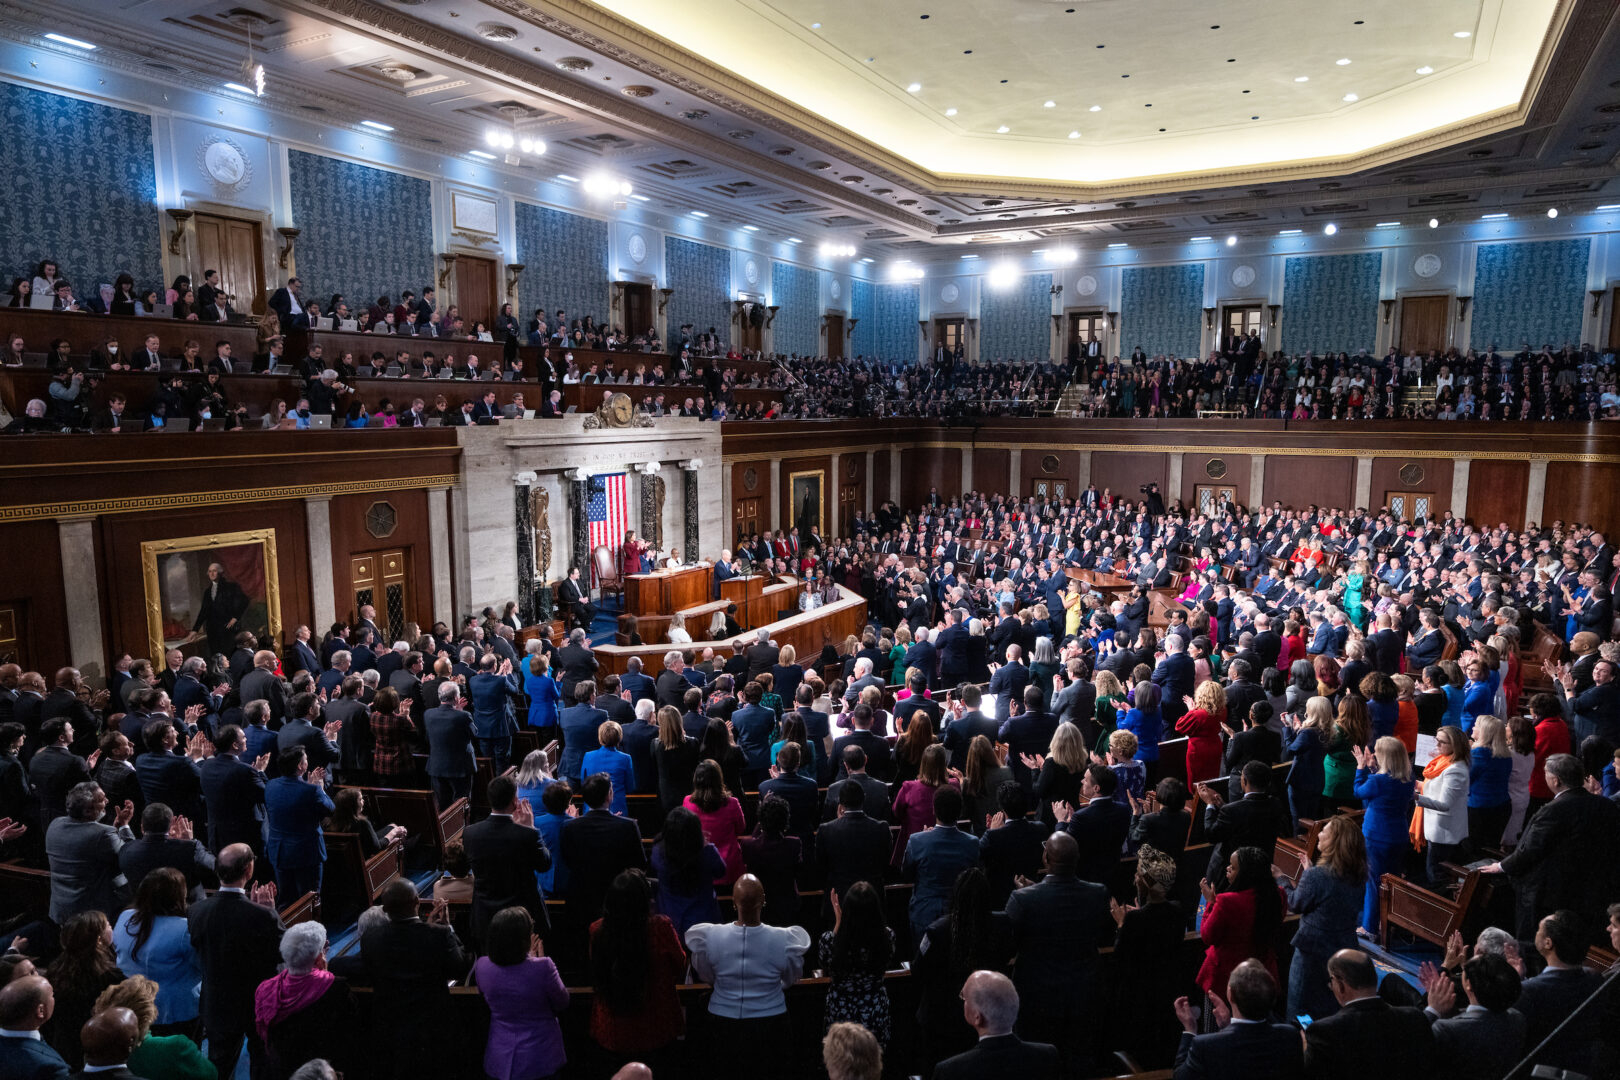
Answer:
top-left (301, 493), bottom-right (333, 504)
top-left (564, 467), bottom-right (591, 483)
top-left (678, 458), bottom-right (703, 471)
top-left (513, 470), bottom-right (539, 486)
top-left (632, 461), bottom-right (663, 475)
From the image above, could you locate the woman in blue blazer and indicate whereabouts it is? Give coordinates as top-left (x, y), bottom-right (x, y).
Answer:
top-left (1459, 652), bottom-right (1499, 734)
top-left (581, 720), bottom-right (636, 815)
top-left (1351, 736), bottom-right (1415, 934)
top-left (524, 647), bottom-right (563, 739)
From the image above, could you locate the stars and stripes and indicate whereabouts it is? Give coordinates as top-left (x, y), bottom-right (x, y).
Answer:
top-left (587, 472), bottom-right (629, 582)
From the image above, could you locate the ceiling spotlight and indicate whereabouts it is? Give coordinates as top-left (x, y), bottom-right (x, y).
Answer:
top-left (583, 173), bottom-right (632, 197)
top-left (1188, 236), bottom-right (1213, 242)
top-left (1323, 223), bottom-right (1337, 235)
top-left (819, 242), bottom-right (858, 258)
top-left (1068, 130), bottom-right (1081, 139)
top-left (1416, 65), bottom-right (1434, 75)
top-left (1279, 228), bottom-right (1302, 236)
top-left (518, 138), bottom-right (546, 155)
top-left (1225, 235), bottom-right (1237, 246)
top-left (1089, 105), bottom-right (1101, 112)
top-left (555, 174), bottom-right (580, 183)
top-left (1043, 100), bottom-right (1056, 108)
top-left (811, 22), bottom-right (821, 29)
top-left (1336, 57), bottom-right (1352, 65)
top-left (1107, 242), bottom-right (1128, 248)
top-left (1481, 212), bottom-right (1508, 220)
top-left (1428, 217), bottom-right (1440, 228)
top-left (987, 261), bottom-right (1019, 290)
top-left (1342, 93), bottom-right (1359, 102)
top-left (1375, 221), bottom-right (1401, 227)
top-left (907, 82), bottom-right (922, 92)
top-left (1294, 75), bottom-right (1309, 82)
top-left (945, 108), bottom-right (958, 116)
top-left (997, 125), bottom-right (1010, 133)
top-left (889, 261), bottom-right (925, 281)
top-left (1453, 30), bottom-right (1471, 38)
top-left (1546, 207), bottom-right (1559, 219)
top-left (360, 120), bottom-right (394, 132)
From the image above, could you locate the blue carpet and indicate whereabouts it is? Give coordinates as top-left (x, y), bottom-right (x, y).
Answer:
top-left (588, 596), bottom-right (623, 647)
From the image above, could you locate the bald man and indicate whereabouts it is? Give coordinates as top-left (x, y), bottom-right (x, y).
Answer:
top-left (933, 971), bottom-right (1058, 1080)
top-left (0, 974), bottom-right (69, 1079)
top-left (78, 1006), bottom-right (141, 1078)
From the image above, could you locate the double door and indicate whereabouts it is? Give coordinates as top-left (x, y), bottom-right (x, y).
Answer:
top-left (192, 212), bottom-right (266, 315)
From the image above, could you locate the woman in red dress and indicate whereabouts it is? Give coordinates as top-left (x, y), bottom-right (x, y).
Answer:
top-left (620, 530), bottom-right (647, 578)
top-left (1174, 680), bottom-right (1227, 786)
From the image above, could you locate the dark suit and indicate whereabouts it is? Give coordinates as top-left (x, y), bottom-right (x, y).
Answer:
top-left (1428, 1007), bottom-right (1525, 1080)
top-left (744, 642), bottom-right (778, 685)
top-left (558, 577), bottom-right (596, 628)
top-left (267, 287), bottom-right (309, 334)
top-left (264, 776), bottom-right (334, 900)
top-left (239, 669), bottom-right (289, 725)
top-left (558, 703), bottom-right (607, 784)
top-left (560, 808), bottom-right (645, 921)
top-left (118, 831), bottom-right (215, 899)
top-left (423, 705), bottom-right (477, 809)
top-left (1498, 787), bottom-right (1620, 937)
top-left (275, 719), bottom-right (339, 771)
top-left (822, 772), bottom-right (893, 822)
top-left (1204, 791), bottom-right (1289, 886)
top-left (933, 1033), bottom-right (1059, 1080)
top-left (1173, 1021), bottom-right (1305, 1080)
top-left (135, 750), bottom-right (204, 821)
top-left (815, 809), bottom-right (891, 903)
top-left (556, 644), bottom-right (598, 703)
top-left (1302, 997), bottom-right (1434, 1080)
top-left (29, 745), bottom-right (90, 826)
top-left (199, 752), bottom-right (266, 855)
top-left (189, 888), bottom-right (284, 1080)
top-left (461, 812), bottom-right (553, 940)
top-left (192, 577), bottom-right (250, 658)
top-left (979, 818), bottom-right (1051, 908)
top-left (1004, 868), bottom-right (1112, 1067)
top-left (0, 1036), bottom-right (69, 1080)
top-left (830, 730), bottom-right (893, 782)
top-left (361, 916), bottom-right (471, 1075)
top-left (1059, 797), bottom-right (1132, 886)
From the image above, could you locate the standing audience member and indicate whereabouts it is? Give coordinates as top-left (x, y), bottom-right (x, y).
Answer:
top-left (1284, 816), bottom-right (1367, 1021)
top-left (1301, 949), bottom-right (1434, 1080)
top-left (931, 970), bottom-right (1059, 1080)
top-left (588, 870), bottom-right (687, 1074)
top-left (189, 843), bottom-right (283, 1080)
top-left (257, 922), bottom-right (354, 1080)
top-left (472, 907), bottom-right (570, 1080)
top-left (1172, 959), bottom-right (1303, 1078)
top-left (1353, 737), bottom-right (1415, 935)
top-left (110, 868), bottom-right (201, 1035)
top-left (361, 879), bottom-right (471, 1077)
top-left (41, 912), bottom-right (123, 1069)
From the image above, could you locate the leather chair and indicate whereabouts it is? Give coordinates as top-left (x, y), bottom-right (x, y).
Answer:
top-left (593, 544), bottom-right (623, 607)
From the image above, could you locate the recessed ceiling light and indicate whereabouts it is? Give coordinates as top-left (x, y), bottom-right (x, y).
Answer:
top-left (1596, 204), bottom-right (1620, 211)
top-left (1089, 105), bottom-right (1101, 112)
top-left (1429, 217), bottom-right (1440, 228)
top-left (1481, 212), bottom-right (1508, 220)
top-left (786, 237), bottom-right (802, 243)
top-left (1323, 223), bottom-right (1338, 235)
top-left (690, 210), bottom-right (709, 217)
top-left (360, 120), bottom-right (395, 131)
top-left (1107, 242), bottom-right (1128, 248)
top-left (43, 32), bottom-right (96, 50)
top-left (1043, 100), bottom-right (1056, 108)
top-left (1546, 207), bottom-right (1558, 218)
top-left (961, 253), bottom-right (979, 259)
top-left (811, 22), bottom-right (821, 28)
top-left (556, 174), bottom-right (580, 182)
top-left (860, 257), bottom-right (875, 263)
top-left (1225, 235), bottom-right (1238, 246)
top-left (907, 82), bottom-right (922, 93)
top-left (469, 149), bottom-right (497, 160)
top-left (1067, 130), bottom-right (1080, 139)
top-left (1416, 66), bottom-right (1434, 75)
top-left (223, 82), bottom-right (255, 94)
top-left (1336, 57), bottom-right (1352, 65)
top-left (742, 225), bottom-right (760, 232)
top-left (1454, 30), bottom-right (1471, 38)
top-left (945, 108), bottom-right (957, 116)
top-left (626, 194), bottom-right (648, 202)
top-left (1375, 221), bottom-right (1402, 227)
top-left (1294, 76), bottom-right (1309, 83)
top-left (1342, 93), bottom-right (1359, 102)
top-left (1279, 228), bottom-right (1303, 235)
top-left (1188, 236), bottom-right (1213, 242)
top-left (997, 125), bottom-right (1010, 133)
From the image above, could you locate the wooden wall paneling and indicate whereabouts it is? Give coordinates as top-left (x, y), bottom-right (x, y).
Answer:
top-left (1180, 452), bottom-right (1251, 508)
top-left (96, 502), bottom-right (313, 669)
top-left (1089, 451), bottom-right (1167, 503)
top-left (1398, 295), bottom-right (1451, 355)
top-left (780, 454), bottom-right (833, 540)
top-left (1369, 457), bottom-right (1454, 517)
top-left (1264, 455), bottom-right (1353, 511)
top-left (0, 521), bottom-right (70, 673)
top-left (729, 459), bottom-right (769, 544)
top-left (1466, 461), bottom-right (1530, 530)
top-left (972, 447), bottom-right (1011, 496)
top-left (327, 489), bottom-right (432, 635)
top-left (1543, 461), bottom-right (1620, 535)
top-left (1019, 449), bottom-right (1080, 498)
top-left (898, 448), bottom-right (962, 510)
top-left (836, 453), bottom-right (864, 537)
top-left (872, 450), bottom-right (891, 508)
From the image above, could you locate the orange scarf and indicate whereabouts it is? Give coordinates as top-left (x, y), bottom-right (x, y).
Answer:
top-left (1409, 753), bottom-right (1452, 850)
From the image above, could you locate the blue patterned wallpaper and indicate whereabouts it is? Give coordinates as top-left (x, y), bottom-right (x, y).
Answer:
top-left (770, 261), bottom-right (822, 357)
top-left (514, 201), bottom-right (609, 330)
top-left (981, 272), bottom-right (1053, 362)
top-left (849, 278), bottom-right (876, 358)
top-left (288, 150), bottom-right (433, 310)
top-left (854, 281), bottom-right (919, 361)
top-left (1121, 264), bottom-right (1205, 359)
top-left (1470, 238), bottom-right (1591, 352)
top-left (1282, 252), bottom-right (1382, 355)
top-left (0, 82), bottom-right (162, 295)
top-left (665, 237), bottom-right (731, 346)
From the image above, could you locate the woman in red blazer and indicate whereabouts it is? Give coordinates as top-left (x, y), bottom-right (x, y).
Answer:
top-left (1174, 680), bottom-right (1227, 785)
top-left (1196, 846), bottom-right (1285, 1004)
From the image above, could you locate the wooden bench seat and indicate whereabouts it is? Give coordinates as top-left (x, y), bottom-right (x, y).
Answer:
top-left (321, 834), bottom-right (404, 924)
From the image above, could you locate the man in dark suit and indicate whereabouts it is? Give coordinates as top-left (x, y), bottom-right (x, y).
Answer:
top-left (743, 629), bottom-right (778, 685)
top-left (388, 651), bottom-right (426, 721)
top-left (1172, 959), bottom-right (1304, 1079)
top-left (557, 681), bottom-right (607, 785)
top-left (187, 844), bottom-right (283, 1080)
top-left (1303, 949), bottom-right (1434, 1080)
top-left (275, 693), bottom-right (341, 772)
top-left (1559, 657), bottom-right (1620, 744)
top-left (1422, 953), bottom-right (1525, 1080)
top-left (461, 774), bottom-right (552, 942)
top-left (119, 801), bottom-right (215, 899)
top-left (559, 772), bottom-right (645, 922)
top-left (0, 975), bottom-right (72, 1079)
top-left (829, 705), bottom-right (893, 782)
top-left (619, 699), bottom-right (660, 794)
top-left (822, 746), bottom-right (892, 822)
top-left (190, 561), bottom-right (251, 659)
top-left (619, 656), bottom-right (655, 706)
top-left (285, 625), bottom-right (322, 678)
top-left (1368, 613), bottom-right (1404, 675)
top-left (1153, 636), bottom-right (1196, 723)
top-left (467, 654), bottom-right (521, 772)
top-left (654, 651), bottom-right (690, 711)
top-left (932, 970), bottom-right (1059, 1080)
top-left (29, 718), bottom-right (90, 828)
top-left (988, 645), bottom-right (1030, 722)
top-left (935, 610), bottom-right (973, 686)
top-left (1056, 765), bottom-right (1131, 886)
top-left (901, 786), bottom-right (981, 943)
top-left (1003, 828), bottom-right (1111, 1072)
top-left (263, 747), bottom-right (333, 901)
top-left (239, 650), bottom-right (290, 726)
top-left (362, 878), bottom-right (471, 1077)
top-left (979, 781), bottom-right (1051, 907)
top-left (1510, 909), bottom-right (1604, 1077)
top-left (266, 277), bottom-right (309, 334)
top-left (1405, 611), bottom-right (1446, 671)
top-left (200, 725), bottom-right (268, 856)
top-left (815, 779), bottom-right (891, 911)
top-left (892, 671), bottom-right (941, 735)
top-left (558, 566), bottom-right (596, 630)
top-left (1000, 686), bottom-right (1058, 791)
top-left (1201, 760), bottom-right (1290, 887)
top-left (731, 681), bottom-right (777, 789)
top-left (941, 684), bottom-right (1000, 772)
top-left (556, 628), bottom-right (598, 704)
top-left (423, 682), bottom-right (477, 810)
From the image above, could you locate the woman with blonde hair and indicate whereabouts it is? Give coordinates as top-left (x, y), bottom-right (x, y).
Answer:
top-left (1283, 696), bottom-right (1331, 827)
top-left (707, 610), bottom-right (729, 640)
top-left (1025, 721), bottom-right (1087, 827)
top-left (666, 612), bottom-right (692, 645)
top-left (1092, 669), bottom-right (1127, 750)
top-left (1412, 725), bottom-right (1470, 885)
top-left (1174, 680), bottom-right (1226, 785)
top-left (960, 735), bottom-right (1012, 834)
top-left (1389, 673), bottom-right (1420, 757)
top-left (93, 976), bottom-right (216, 1080)
top-left (1351, 736), bottom-right (1415, 934)
top-left (1466, 715), bottom-right (1513, 853)
top-left (890, 627), bottom-right (912, 685)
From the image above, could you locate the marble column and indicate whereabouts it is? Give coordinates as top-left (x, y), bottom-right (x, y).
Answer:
top-left (1009, 451), bottom-right (1022, 498)
top-left (959, 447), bottom-right (973, 494)
top-left (1249, 456), bottom-right (1267, 507)
top-left (1449, 460), bottom-right (1471, 522)
top-left (1525, 459), bottom-right (1549, 528)
top-left (1076, 450), bottom-right (1093, 491)
top-left (888, 448), bottom-right (902, 503)
top-left (828, 452), bottom-right (842, 540)
top-left (1165, 454), bottom-right (1184, 505)
top-left (426, 485), bottom-right (454, 629)
top-left (680, 459), bottom-right (702, 559)
top-left (1353, 456), bottom-right (1374, 510)
top-left (864, 451), bottom-right (875, 515)
top-left (768, 456), bottom-right (783, 532)
top-left (513, 471), bottom-right (538, 624)
top-left (57, 516), bottom-right (106, 684)
top-left (720, 461), bottom-right (734, 547)
top-left (633, 462), bottom-right (664, 550)
top-left (567, 469), bottom-right (591, 584)
top-left (304, 496), bottom-right (336, 634)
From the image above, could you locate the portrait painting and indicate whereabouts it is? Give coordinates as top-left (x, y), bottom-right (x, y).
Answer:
top-left (789, 469), bottom-right (825, 540)
top-left (142, 528), bottom-right (281, 663)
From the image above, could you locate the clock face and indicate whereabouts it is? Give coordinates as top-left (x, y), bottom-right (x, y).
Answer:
top-left (610, 393), bottom-right (632, 423)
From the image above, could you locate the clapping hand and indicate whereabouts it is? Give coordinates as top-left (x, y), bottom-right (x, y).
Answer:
top-left (309, 766), bottom-right (327, 786)
top-left (512, 799), bottom-right (535, 827)
top-left (1503, 939), bottom-right (1526, 976)
top-left (1426, 972), bottom-right (1457, 1016)
top-left (564, 801), bottom-right (580, 819)
top-left (185, 703), bottom-right (207, 726)
top-left (1196, 783), bottom-right (1224, 808)
top-left (1052, 801), bottom-right (1075, 824)
top-left (1208, 992), bottom-right (1231, 1030)
top-left (426, 898), bottom-right (450, 925)
top-left (86, 749), bottom-right (102, 770)
top-left (1109, 897), bottom-right (1131, 928)
top-left (112, 800), bottom-right (135, 828)
top-left (1442, 930), bottom-right (1467, 971)
top-left (185, 731), bottom-right (213, 760)
top-left (170, 815), bottom-right (195, 841)
top-left (528, 933), bottom-right (546, 959)
top-left (7, 936), bottom-right (28, 955)
top-left (384, 824), bottom-right (409, 845)
top-left (252, 752), bottom-right (271, 773)
top-left (1183, 694), bottom-right (1197, 711)
top-left (1173, 995), bottom-right (1200, 1034)
top-left (322, 719), bottom-right (344, 741)
top-left (1199, 877), bottom-right (1217, 904)
top-left (1020, 752), bottom-right (1045, 771)
top-left (987, 811), bottom-right (1007, 831)
top-left (829, 886), bottom-right (844, 931)
top-left (0, 818), bottom-right (25, 844)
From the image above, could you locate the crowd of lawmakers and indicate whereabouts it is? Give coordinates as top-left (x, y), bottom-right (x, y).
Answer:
top-left (5, 479), bottom-right (1620, 1079)
top-left (10, 260), bottom-right (1620, 429)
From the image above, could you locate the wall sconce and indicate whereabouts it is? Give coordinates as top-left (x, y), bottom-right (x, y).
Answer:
top-left (1051, 313), bottom-right (1062, 331)
top-left (846, 317), bottom-right (858, 339)
top-left (165, 209), bottom-right (193, 256)
top-left (276, 226), bottom-right (300, 269)
top-left (1592, 289), bottom-right (1608, 317)
top-left (1049, 283), bottom-right (1063, 298)
top-left (1202, 307), bottom-right (1216, 330)
top-left (505, 263), bottom-right (525, 295)
top-left (437, 253), bottom-right (459, 290)
top-left (966, 318), bottom-right (978, 339)
top-left (918, 320), bottom-right (928, 340)
top-left (765, 305), bottom-right (779, 328)
top-left (1456, 295), bottom-right (1471, 322)
top-left (731, 299), bottom-right (746, 326)
top-left (657, 288), bottom-right (673, 314)
top-left (1266, 304), bottom-right (1280, 328)
top-left (1106, 311), bottom-right (1118, 331)
top-left (1380, 299), bottom-right (1396, 325)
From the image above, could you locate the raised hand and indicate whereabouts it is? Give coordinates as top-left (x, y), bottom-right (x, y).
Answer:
top-left (1427, 971), bottom-right (1457, 1015)
top-left (171, 815), bottom-right (194, 841)
top-left (309, 766), bottom-right (327, 786)
top-left (427, 898), bottom-right (450, 925)
top-left (1199, 877), bottom-right (1217, 904)
top-left (1020, 752), bottom-right (1045, 771)
top-left (113, 800), bottom-right (135, 829)
top-left (253, 752), bottom-right (271, 773)
top-left (322, 720), bottom-right (343, 741)
top-left (512, 799), bottom-right (535, 827)
top-left (1173, 995), bottom-right (1200, 1034)
top-left (86, 749), bottom-right (102, 771)
top-left (0, 818), bottom-right (25, 844)
top-left (1052, 801), bottom-right (1074, 824)
top-left (1209, 992), bottom-right (1231, 1030)
top-left (528, 933), bottom-right (546, 959)
top-left (565, 802), bottom-right (580, 819)
top-left (987, 811), bottom-right (1007, 831)
top-left (1442, 930), bottom-right (1467, 971)
top-left (251, 881), bottom-right (278, 909)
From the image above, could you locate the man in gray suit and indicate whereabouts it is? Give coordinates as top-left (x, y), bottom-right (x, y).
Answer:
top-left (45, 781), bottom-right (136, 923)
top-left (238, 650), bottom-right (289, 726)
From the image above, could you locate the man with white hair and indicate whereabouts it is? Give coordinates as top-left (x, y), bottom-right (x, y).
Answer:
top-left (621, 696), bottom-right (660, 793)
top-left (1153, 634), bottom-right (1194, 724)
top-left (655, 651), bottom-right (688, 710)
top-left (745, 626), bottom-right (778, 684)
top-left (933, 971), bottom-right (1058, 1080)
top-left (843, 657), bottom-right (884, 705)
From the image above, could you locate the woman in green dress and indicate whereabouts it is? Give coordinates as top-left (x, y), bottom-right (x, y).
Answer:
top-left (1342, 559), bottom-right (1369, 631)
top-left (1321, 694), bottom-right (1369, 808)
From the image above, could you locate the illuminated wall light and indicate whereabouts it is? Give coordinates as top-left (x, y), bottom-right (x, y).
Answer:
top-left (1106, 242), bottom-right (1128, 248)
top-left (907, 82), bottom-right (923, 92)
top-left (43, 32), bottom-right (96, 50)
top-left (1043, 100), bottom-right (1056, 108)
top-left (1188, 236), bottom-right (1213, 242)
top-left (1225, 235), bottom-right (1237, 246)
top-left (1480, 212), bottom-right (1508, 220)
top-left (1043, 248), bottom-right (1077, 264)
top-left (1323, 223), bottom-right (1338, 235)
top-left (1375, 221), bottom-right (1401, 227)
top-left (1279, 228), bottom-right (1302, 235)
top-left (629, 194), bottom-right (650, 202)
top-left (1089, 105), bottom-right (1101, 112)
top-left (360, 120), bottom-right (394, 132)
top-left (945, 108), bottom-right (958, 116)
top-left (987, 262), bottom-right (1020, 290)
top-left (469, 150), bottom-right (497, 160)
top-left (1596, 204), bottom-right (1620, 211)
top-left (742, 224), bottom-right (760, 231)
top-left (1546, 207), bottom-right (1558, 219)
top-left (1068, 130), bottom-right (1081, 139)
top-left (518, 138), bottom-right (547, 155)
top-left (1342, 93), bottom-right (1359, 102)
top-left (996, 125), bottom-right (1010, 133)
top-left (224, 82), bottom-right (255, 94)
top-left (1336, 57), bottom-right (1352, 65)
top-left (1428, 217), bottom-right (1440, 228)
top-left (1453, 30), bottom-right (1471, 37)
top-left (1416, 66), bottom-right (1434, 75)
top-left (690, 210), bottom-right (709, 217)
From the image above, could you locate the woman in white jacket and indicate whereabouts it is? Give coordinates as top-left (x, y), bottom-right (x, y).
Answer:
top-left (1414, 725), bottom-right (1471, 885)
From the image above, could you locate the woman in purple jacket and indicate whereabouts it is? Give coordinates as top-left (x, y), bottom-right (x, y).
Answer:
top-left (474, 906), bottom-right (571, 1080)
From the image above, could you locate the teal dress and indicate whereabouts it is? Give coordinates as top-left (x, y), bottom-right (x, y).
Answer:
top-left (1343, 572), bottom-right (1366, 631)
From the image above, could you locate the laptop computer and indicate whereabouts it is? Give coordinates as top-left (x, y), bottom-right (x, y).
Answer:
top-left (28, 292), bottom-right (54, 310)
top-left (521, 408), bottom-right (536, 420)
top-left (338, 319), bottom-right (358, 332)
top-left (502, 404), bottom-right (521, 418)
top-left (270, 364), bottom-right (294, 376)
top-left (357, 365), bottom-right (375, 378)
top-left (367, 415), bottom-right (387, 428)
top-left (308, 414), bottom-right (332, 430)
top-left (151, 303), bottom-right (173, 319)
top-left (112, 418), bottom-right (145, 433)
top-left (564, 405), bottom-right (577, 414)
top-left (200, 417), bottom-right (225, 432)
top-left (436, 368), bottom-right (454, 379)
top-left (313, 317), bottom-right (334, 331)
top-left (165, 417), bottom-right (192, 432)
top-left (385, 364), bottom-right (404, 378)
top-left (425, 417), bottom-right (443, 427)
top-left (479, 368), bottom-right (497, 381)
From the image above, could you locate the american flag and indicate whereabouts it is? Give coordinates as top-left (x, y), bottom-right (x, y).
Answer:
top-left (587, 473), bottom-right (629, 583)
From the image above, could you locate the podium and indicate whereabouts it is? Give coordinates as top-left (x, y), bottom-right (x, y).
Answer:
top-left (720, 574), bottom-right (764, 627)
top-left (624, 565), bottom-right (713, 616)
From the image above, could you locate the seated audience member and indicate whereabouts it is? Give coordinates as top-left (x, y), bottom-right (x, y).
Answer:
top-left (473, 906), bottom-right (569, 1080)
top-left (932, 970), bottom-right (1059, 1080)
top-left (256, 922), bottom-right (354, 1080)
top-left (823, 1021), bottom-right (883, 1080)
top-left (1417, 951), bottom-right (1524, 1080)
top-left (91, 975), bottom-right (215, 1080)
top-left (1172, 959), bottom-right (1304, 1079)
top-left (589, 869), bottom-right (688, 1071)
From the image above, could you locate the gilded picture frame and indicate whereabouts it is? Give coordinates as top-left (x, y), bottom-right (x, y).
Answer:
top-left (142, 528), bottom-right (282, 664)
top-left (788, 469), bottom-right (825, 539)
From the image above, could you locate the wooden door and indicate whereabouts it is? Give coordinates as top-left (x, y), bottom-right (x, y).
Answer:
top-left (193, 212), bottom-right (266, 315)
top-left (1194, 485), bottom-right (1238, 516)
top-left (1222, 305), bottom-right (1262, 352)
top-left (934, 318), bottom-right (964, 358)
top-left (0, 601), bottom-right (27, 669)
top-left (825, 314), bottom-right (844, 359)
top-left (1610, 285), bottom-right (1620, 352)
top-left (622, 283), bottom-right (652, 337)
top-left (734, 497), bottom-right (761, 545)
top-left (454, 256), bottom-right (497, 334)
top-left (350, 549), bottom-right (410, 644)
top-left (1399, 296), bottom-right (1450, 355)
top-left (1068, 311), bottom-right (1106, 358)
top-left (1385, 491), bottom-right (1436, 524)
